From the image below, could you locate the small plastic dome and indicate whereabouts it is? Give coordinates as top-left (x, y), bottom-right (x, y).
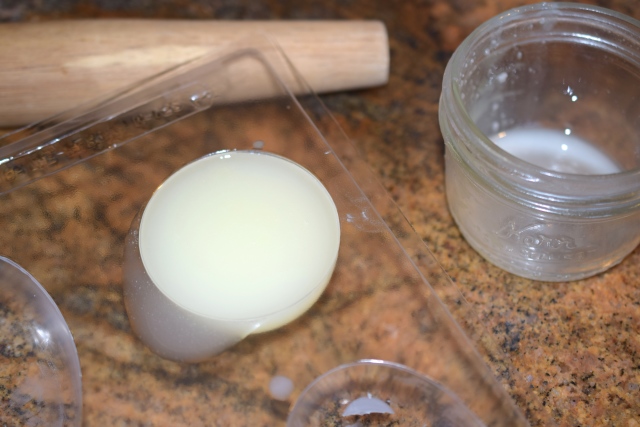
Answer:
top-left (0, 256), bottom-right (82, 426)
top-left (288, 359), bottom-right (484, 426)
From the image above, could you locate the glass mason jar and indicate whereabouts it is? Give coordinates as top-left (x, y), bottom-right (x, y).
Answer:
top-left (439, 3), bottom-right (640, 281)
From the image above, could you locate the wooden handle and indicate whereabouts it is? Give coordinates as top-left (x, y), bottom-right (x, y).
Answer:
top-left (0, 20), bottom-right (389, 127)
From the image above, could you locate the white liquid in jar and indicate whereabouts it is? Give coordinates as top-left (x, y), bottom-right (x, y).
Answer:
top-left (139, 150), bottom-right (340, 332)
top-left (491, 127), bottom-right (621, 174)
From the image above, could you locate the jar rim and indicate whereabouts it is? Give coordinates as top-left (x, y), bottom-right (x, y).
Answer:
top-left (441, 2), bottom-right (640, 215)
top-left (450, 2), bottom-right (640, 179)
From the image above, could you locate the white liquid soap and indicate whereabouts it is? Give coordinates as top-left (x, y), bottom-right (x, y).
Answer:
top-left (491, 127), bottom-right (620, 174)
top-left (139, 150), bottom-right (340, 333)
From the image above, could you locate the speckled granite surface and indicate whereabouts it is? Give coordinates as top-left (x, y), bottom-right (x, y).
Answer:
top-left (0, 1), bottom-right (639, 426)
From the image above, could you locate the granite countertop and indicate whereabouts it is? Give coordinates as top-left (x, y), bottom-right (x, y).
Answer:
top-left (1, 1), bottom-right (639, 426)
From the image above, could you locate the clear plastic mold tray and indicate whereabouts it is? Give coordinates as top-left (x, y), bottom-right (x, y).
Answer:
top-left (0, 36), bottom-right (549, 426)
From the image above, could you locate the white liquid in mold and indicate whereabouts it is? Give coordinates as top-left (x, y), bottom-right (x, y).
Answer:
top-left (139, 150), bottom-right (340, 332)
top-left (491, 127), bottom-right (621, 174)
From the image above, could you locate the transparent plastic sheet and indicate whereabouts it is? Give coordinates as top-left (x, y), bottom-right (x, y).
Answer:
top-left (0, 36), bottom-right (552, 426)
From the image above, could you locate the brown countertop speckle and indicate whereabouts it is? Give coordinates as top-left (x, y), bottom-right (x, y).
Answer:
top-left (1, 1), bottom-right (639, 427)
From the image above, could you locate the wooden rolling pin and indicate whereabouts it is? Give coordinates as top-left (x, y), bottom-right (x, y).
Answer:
top-left (0, 20), bottom-right (389, 127)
